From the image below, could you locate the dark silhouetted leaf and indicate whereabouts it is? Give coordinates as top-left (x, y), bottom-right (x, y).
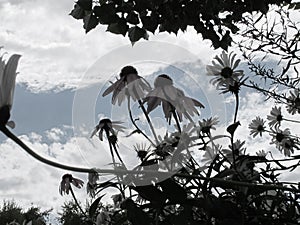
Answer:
top-left (159, 178), bottom-right (187, 203)
top-left (89, 194), bottom-right (105, 218)
top-left (141, 16), bottom-right (158, 33)
top-left (94, 4), bottom-right (119, 24)
top-left (77, 0), bottom-right (92, 11)
top-left (83, 13), bottom-right (99, 33)
top-left (121, 199), bottom-right (151, 225)
top-left (128, 26), bottom-right (148, 44)
top-left (133, 184), bottom-right (166, 205)
top-left (126, 11), bottom-right (140, 25)
top-left (107, 19), bottom-right (129, 36)
top-left (69, 4), bottom-right (85, 20)
top-left (226, 121), bottom-right (241, 136)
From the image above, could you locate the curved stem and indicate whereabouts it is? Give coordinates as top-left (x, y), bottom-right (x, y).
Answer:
top-left (70, 186), bottom-right (87, 217)
top-left (172, 110), bottom-right (181, 133)
top-left (2, 126), bottom-right (300, 193)
top-left (106, 130), bottom-right (116, 167)
top-left (127, 97), bottom-right (155, 146)
top-left (0, 126), bottom-right (92, 173)
top-left (138, 100), bottom-right (159, 144)
top-left (234, 93), bottom-right (239, 123)
top-left (283, 118), bottom-right (300, 124)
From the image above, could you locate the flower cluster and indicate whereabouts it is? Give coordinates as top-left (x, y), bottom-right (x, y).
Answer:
top-left (103, 66), bottom-right (205, 124)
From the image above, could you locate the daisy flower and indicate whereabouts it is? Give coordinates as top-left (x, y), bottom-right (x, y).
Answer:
top-left (256, 149), bottom-right (267, 157)
top-left (223, 139), bottom-right (246, 161)
top-left (269, 128), bottom-right (297, 156)
top-left (198, 117), bottom-right (219, 134)
top-left (102, 66), bottom-right (151, 106)
top-left (91, 118), bottom-right (126, 141)
top-left (0, 52), bottom-right (21, 128)
top-left (249, 116), bottom-right (266, 137)
top-left (267, 106), bottom-right (283, 128)
top-left (206, 51), bottom-right (243, 90)
top-left (87, 170), bottom-right (99, 197)
top-left (59, 174), bottom-right (84, 195)
top-left (286, 89), bottom-right (300, 115)
top-left (134, 143), bottom-right (151, 161)
top-left (144, 74), bottom-right (204, 122)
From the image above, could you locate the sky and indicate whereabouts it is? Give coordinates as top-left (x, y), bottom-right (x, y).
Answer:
top-left (0, 0), bottom-right (300, 224)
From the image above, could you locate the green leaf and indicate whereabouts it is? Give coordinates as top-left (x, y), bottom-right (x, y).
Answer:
top-left (83, 13), bottom-right (99, 33)
top-left (69, 4), bottom-right (85, 20)
top-left (107, 19), bottom-right (129, 36)
top-left (128, 26), bottom-right (148, 44)
top-left (89, 194), bottom-right (105, 218)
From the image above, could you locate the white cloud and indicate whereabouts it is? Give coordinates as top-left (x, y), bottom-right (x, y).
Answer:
top-left (0, 0), bottom-right (218, 93)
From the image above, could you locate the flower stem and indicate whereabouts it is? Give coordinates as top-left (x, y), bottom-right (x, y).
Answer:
top-left (234, 93), bottom-right (239, 123)
top-left (283, 118), bottom-right (300, 124)
top-left (70, 186), bottom-right (87, 217)
top-left (138, 100), bottom-right (159, 144)
top-left (127, 97), bottom-right (155, 146)
top-left (2, 126), bottom-right (300, 193)
top-left (172, 110), bottom-right (182, 133)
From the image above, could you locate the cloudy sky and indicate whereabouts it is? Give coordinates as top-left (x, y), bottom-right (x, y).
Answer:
top-left (0, 0), bottom-right (299, 224)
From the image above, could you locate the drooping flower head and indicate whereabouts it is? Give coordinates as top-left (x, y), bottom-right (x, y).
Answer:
top-left (59, 174), bottom-right (84, 195)
top-left (0, 53), bottom-right (21, 128)
top-left (144, 74), bottom-right (204, 122)
top-left (87, 170), bottom-right (99, 197)
top-left (102, 66), bottom-right (151, 105)
top-left (206, 51), bottom-right (243, 91)
top-left (91, 118), bottom-right (126, 142)
top-left (198, 117), bottom-right (219, 134)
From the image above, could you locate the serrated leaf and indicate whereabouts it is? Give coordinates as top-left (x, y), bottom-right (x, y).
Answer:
top-left (128, 26), bottom-right (148, 44)
top-left (89, 194), bottom-right (105, 218)
top-left (69, 4), bottom-right (85, 20)
top-left (83, 13), bottom-right (99, 33)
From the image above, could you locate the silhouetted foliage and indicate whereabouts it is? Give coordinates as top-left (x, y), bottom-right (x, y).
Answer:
top-left (69, 0), bottom-right (294, 49)
top-left (0, 200), bottom-right (50, 225)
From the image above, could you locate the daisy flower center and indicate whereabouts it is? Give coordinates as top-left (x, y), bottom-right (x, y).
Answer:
top-left (276, 114), bottom-right (283, 121)
top-left (294, 97), bottom-right (300, 107)
top-left (221, 67), bottom-right (233, 78)
top-left (257, 125), bottom-right (264, 132)
top-left (276, 133), bottom-right (285, 142)
top-left (154, 74), bottom-right (173, 88)
top-left (120, 66), bottom-right (137, 78)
